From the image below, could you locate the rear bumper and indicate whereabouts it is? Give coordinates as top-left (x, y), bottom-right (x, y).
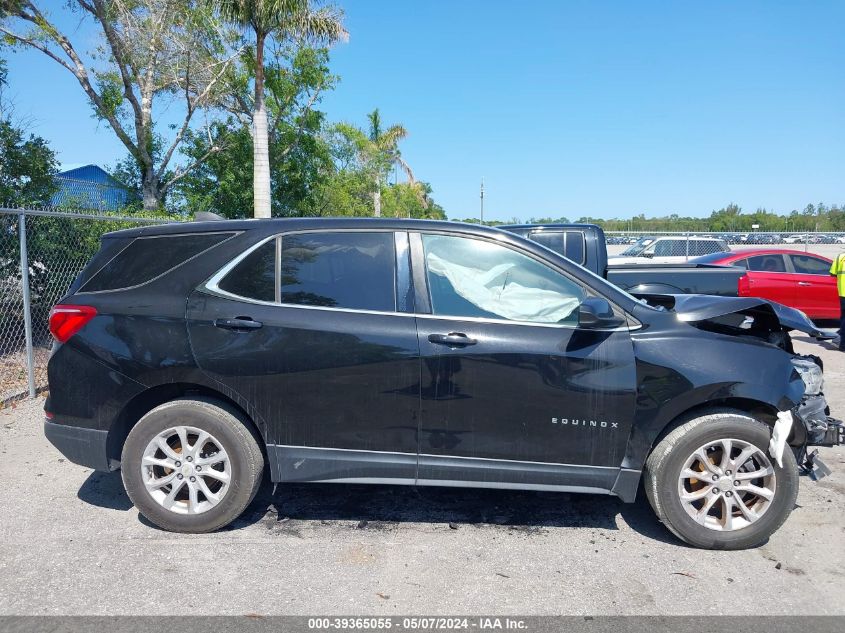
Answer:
top-left (44, 419), bottom-right (113, 471)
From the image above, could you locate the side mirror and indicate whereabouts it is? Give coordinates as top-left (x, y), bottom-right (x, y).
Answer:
top-left (641, 251), bottom-right (655, 258)
top-left (578, 297), bottom-right (625, 329)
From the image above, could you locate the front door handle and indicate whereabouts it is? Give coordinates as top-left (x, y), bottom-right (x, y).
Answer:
top-left (797, 281), bottom-right (812, 286)
top-left (214, 317), bottom-right (263, 331)
top-left (428, 332), bottom-right (477, 347)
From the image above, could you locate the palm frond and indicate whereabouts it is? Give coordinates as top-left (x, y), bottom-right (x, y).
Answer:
top-left (378, 124), bottom-right (408, 150)
top-left (209, 0), bottom-right (346, 42)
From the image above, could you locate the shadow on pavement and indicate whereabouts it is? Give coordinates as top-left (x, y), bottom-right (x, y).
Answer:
top-left (77, 470), bottom-right (133, 511)
top-left (792, 332), bottom-right (840, 352)
top-left (233, 480), bottom-right (679, 546)
top-left (76, 470), bottom-right (679, 546)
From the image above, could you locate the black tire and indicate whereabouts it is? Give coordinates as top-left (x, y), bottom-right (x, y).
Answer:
top-left (644, 409), bottom-right (798, 550)
top-left (121, 398), bottom-right (264, 533)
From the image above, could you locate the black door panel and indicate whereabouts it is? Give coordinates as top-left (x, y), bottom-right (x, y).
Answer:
top-left (416, 317), bottom-right (636, 468)
top-left (187, 293), bottom-right (421, 458)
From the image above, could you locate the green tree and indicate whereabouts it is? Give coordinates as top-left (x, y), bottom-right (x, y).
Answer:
top-left (1, 1), bottom-right (239, 210)
top-left (336, 109), bottom-right (424, 217)
top-left (212, 0), bottom-right (346, 218)
top-left (176, 46), bottom-right (337, 217)
top-left (0, 121), bottom-right (57, 206)
top-left (381, 182), bottom-right (446, 220)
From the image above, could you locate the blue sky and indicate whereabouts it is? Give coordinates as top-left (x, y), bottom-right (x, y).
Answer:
top-left (4, 0), bottom-right (844, 221)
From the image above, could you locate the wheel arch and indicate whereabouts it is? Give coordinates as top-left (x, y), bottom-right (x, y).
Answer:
top-left (623, 388), bottom-right (804, 473)
top-left (106, 383), bottom-right (268, 469)
top-left (651, 398), bottom-right (781, 448)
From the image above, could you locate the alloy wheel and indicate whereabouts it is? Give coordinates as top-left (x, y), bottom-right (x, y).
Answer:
top-left (677, 438), bottom-right (776, 531)
top-left (140, 426), bottom-right (231, 515)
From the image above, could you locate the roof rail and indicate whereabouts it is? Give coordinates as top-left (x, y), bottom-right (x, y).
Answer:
top-left (194, 211), bottom-right (225, 222)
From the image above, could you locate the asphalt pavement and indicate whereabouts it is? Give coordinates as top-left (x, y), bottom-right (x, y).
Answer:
top-left (0, 335), bottom-right (843, 616)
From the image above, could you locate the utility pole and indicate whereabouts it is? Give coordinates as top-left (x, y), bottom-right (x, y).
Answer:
top-left (480, 179), bottom-right (484, 224)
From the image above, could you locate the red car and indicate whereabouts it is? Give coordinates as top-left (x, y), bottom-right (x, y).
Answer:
top-left (693, 249), bottom-right (840, 320)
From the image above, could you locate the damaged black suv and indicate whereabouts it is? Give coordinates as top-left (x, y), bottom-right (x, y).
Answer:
top-left (44, 218), bottom-right (843, 549)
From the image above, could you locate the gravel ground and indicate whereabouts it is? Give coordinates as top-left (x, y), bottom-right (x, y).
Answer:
top-left (0, 336), bottom-right (843, 616)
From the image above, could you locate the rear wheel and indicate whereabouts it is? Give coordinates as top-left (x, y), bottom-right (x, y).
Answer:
top-left (644, 410), bottom-right (798, 550)
top-left (121, 398), bottom-right (264, 533)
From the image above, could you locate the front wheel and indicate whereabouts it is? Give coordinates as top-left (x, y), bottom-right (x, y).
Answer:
top-left (644, 410), bottom-right (798, 550)
top-left (121, 398), bottom-right (264, 533)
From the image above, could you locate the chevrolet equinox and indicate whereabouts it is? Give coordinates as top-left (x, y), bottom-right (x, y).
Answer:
top-left (44, 218), bottom-right (843, 549)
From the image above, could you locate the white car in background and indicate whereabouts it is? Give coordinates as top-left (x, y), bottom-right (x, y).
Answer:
top-left (783, 234), bottom-right (810, 244)
top-left (609, 235), bottom-right (730, 264)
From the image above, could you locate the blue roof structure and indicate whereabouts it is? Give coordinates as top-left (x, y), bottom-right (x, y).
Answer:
top-left (51, 164), bottom-right (137, 211)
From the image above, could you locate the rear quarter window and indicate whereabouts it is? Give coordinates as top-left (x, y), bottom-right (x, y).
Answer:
top-left (80, 232), bottom-right (234, 293)
top-left (790, 254), bottom-right (830, 275)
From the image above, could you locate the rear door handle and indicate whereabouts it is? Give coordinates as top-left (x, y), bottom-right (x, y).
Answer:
top-left (214, 317), bottom-right (263, 331)
top-left (797, 281), bottom-right (812, 286)
top-left (428, 332), bottom-right (477, 347)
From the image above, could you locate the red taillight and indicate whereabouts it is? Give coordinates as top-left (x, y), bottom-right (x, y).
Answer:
top-left (49, 305), bottom-right (97, 343)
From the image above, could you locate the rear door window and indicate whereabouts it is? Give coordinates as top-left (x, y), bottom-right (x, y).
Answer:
top-left (216, 232), bottom-right (398, 312)
top-left (690, 240), bottom-right (721, 256)
top-left (280, 232), bottom-right (396, 311)
top-left (529, 231), bottom-right (564, 256)
top-left (81, 232), bottom-right (234, 292)
top-left (653, 240), bottom-right (682, 256)
top-left (527, 231), bottom-right (586, 264)
top-left (562, 231), bottom-right (586, 264)
top-left (748, 254), bottom-right (787, 273)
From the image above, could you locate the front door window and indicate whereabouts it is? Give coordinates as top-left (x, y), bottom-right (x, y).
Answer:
top-left (421, 234), bottom-right (586, 325)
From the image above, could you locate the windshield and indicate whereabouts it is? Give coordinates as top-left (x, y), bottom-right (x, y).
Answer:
top-left (619, 237), bottom-right (655, 256)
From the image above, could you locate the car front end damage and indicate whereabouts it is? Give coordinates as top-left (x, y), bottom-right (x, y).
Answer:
top-left (642, 293), bottom-right (844, 478)
top-left (790, 355), bottom-right (845, 479)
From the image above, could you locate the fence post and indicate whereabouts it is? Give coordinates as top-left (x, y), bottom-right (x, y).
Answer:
top-left (18, 212), bottom-right (36, 399)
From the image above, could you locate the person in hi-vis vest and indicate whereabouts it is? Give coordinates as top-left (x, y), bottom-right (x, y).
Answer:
top-left (831, 249), bottom-right (845, 351)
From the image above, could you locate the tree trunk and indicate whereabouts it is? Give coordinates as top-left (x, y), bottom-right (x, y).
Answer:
top-left (141, 166), bottom-right (161, 211)
top-left (252, 31), bottom-right (271, 219)
top-left (373, 175), bottom-right (381, 217)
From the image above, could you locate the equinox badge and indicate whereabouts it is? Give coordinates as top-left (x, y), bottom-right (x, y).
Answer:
top-left (552, 417), bottom-right (619, 430)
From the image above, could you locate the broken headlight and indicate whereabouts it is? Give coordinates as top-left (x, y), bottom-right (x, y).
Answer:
top-left (792, 358), bottom-right (824, 395)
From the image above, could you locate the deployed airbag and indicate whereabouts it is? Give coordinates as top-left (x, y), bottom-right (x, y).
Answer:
top-left (426, 253), bottom-right (581, 323)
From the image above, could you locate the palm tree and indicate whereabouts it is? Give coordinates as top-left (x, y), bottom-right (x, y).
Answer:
top-left (214, 0), bottom-right (346, 218)
top-left (340, 109), bottom-right (420, 217)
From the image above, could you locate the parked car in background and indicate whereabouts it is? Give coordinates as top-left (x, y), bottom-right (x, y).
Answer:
top-left (744, 233), bottom-right (783, 245)
top-left (692, 249), bottom-right (840, 320)
top-left (782, 234), bottom-right (822, 244)
top-left (608, 235), bottom-right (730, 264)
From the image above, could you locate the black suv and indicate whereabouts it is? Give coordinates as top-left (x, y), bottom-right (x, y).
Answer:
top-left (45, 218), bottom-right (842, 548)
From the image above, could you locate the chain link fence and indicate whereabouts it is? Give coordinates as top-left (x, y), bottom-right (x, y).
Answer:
top-left (605, 231), bottom-right (845, 260)
top-left (0, 208), bottom-right (173, 405)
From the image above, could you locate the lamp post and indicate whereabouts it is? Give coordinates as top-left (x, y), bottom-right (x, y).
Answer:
top-left (480, 179), bottom-right (484, 224)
